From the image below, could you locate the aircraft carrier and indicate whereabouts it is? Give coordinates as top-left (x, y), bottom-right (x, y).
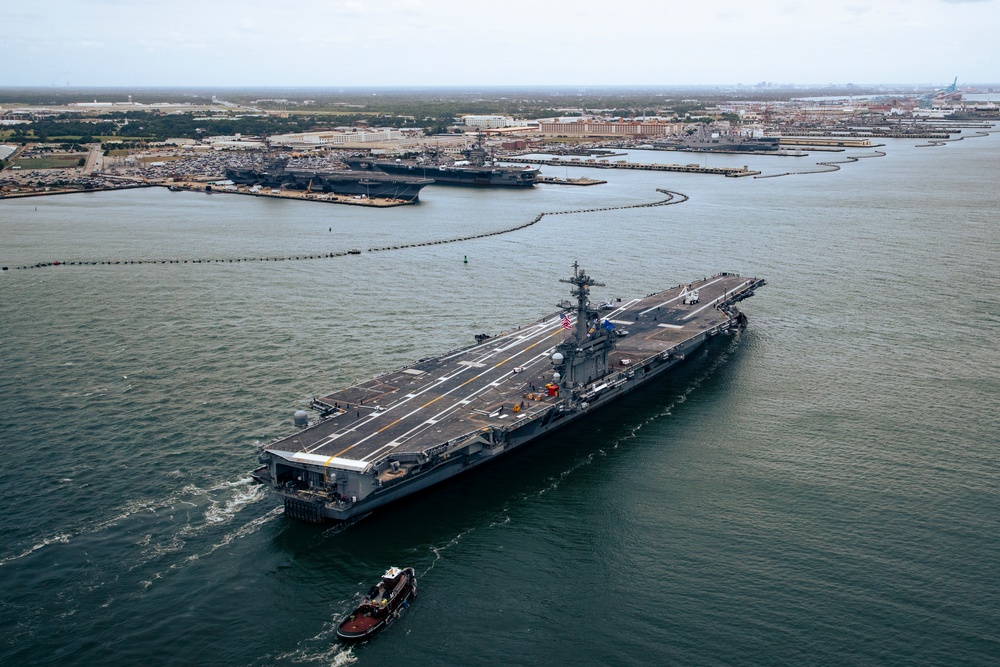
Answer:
top-left (345, 139), bottom-right (539, 188)
top-left (227, 159), bottom-right (433, 202)
top-left (254, 265), bottom-right (765, 523)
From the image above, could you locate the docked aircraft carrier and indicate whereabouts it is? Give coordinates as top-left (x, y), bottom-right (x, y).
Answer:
top-left (345, 140), bottom-right (539, 188)
top-left (254, 265), bottom-right (765, 522)
top-left (226, 158), bottom-right (433, 201)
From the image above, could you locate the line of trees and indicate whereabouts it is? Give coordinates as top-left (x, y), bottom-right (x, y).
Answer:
top-left (5, 112), bottom-right (314, 143)
top-left (4, 97), bottom-right (739, 146)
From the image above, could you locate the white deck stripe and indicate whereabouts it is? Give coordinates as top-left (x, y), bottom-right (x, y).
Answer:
top-left (681, 280), bottom-right (751, 320)
top-left (638, 277), bottom-right (729, 315)
top-left (360, 349), bottom-right (554, 460)
top-left (307, 320), bottom-right (565, 453)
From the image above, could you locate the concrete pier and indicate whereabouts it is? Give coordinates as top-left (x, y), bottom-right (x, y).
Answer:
top-left (504, 157), bottom-right (759, 177)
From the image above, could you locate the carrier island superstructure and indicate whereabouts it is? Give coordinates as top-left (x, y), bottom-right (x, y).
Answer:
top-left (254, 265), bottom-right (765, 522)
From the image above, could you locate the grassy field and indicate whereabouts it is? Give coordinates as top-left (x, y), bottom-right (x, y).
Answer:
top-left (11, 154), bottom-right (86, 169)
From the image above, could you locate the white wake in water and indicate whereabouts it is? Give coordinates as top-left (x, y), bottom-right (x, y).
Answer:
top-left (268, 621), bottom-right (358, 667)
top-left (0, 472), bottom-right (275, 568)
top-left (0, 533), bottom-right (72, 567)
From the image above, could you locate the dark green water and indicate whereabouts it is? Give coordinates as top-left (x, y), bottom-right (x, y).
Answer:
top-left (2, 136), bottom-right (998, 665)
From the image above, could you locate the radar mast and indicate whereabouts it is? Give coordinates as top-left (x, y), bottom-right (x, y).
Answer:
top-left (555, 262), bottom-right (614, 390)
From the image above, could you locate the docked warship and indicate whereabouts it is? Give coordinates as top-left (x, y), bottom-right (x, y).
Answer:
top-left (226, 158), bottom-right (433, 202)
top-left (345, 139), bottom-right (539, 188)
top-left (653, 136), bottom-right (781, 154)
top-left (253, 264), bottom-right (764, 523)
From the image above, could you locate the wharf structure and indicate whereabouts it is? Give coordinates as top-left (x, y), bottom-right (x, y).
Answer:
top-left (776, 137), bottom-right (876, 148)
top-left (506, 156), bottom-right (759, 177)
top-left (254, 265), bottom-right (765, 522)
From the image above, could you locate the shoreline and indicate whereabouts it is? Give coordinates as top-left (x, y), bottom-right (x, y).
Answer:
top-left (0, 183), bottom-right (155, 199)
top-left (0, 179), bottom-right (416, 207)
top-left (163, 181), bottom-right (415, 207)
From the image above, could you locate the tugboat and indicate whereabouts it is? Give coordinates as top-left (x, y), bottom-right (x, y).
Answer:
top-left (336, 566), bottom-right (417, 642)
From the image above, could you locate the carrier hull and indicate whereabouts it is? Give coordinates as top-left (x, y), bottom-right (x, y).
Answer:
top-left (255, 269), bottom-right (764, 523)
top-left (226, 164), bottom-right (433, 201)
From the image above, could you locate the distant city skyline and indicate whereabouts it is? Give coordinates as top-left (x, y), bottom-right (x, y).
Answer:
top-left (3, 0), bottom-right (997, 88)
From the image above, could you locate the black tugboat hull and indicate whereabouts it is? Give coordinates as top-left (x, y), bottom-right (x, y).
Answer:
top-left (336, 568), bottom-right (417, 642)
top-left (335, 620), bottom-right (389, 642)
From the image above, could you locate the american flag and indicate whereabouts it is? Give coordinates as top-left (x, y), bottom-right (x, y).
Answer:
top-left (560, 314), bottom-right (573, 330)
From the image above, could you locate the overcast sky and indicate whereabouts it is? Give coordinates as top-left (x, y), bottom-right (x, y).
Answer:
top-left (2, 0), bottom-right (996, 88)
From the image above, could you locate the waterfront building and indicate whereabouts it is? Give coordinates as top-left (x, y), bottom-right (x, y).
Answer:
top-left (538, 119), bottom-right (682, 137)
top-left (462, 115), bottom-right (511, 128)
top-left (269, 128), bottom-right (403, 147)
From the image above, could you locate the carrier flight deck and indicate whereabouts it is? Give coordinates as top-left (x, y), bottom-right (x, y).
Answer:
top-left (254, 266), bottom-right (764, 522)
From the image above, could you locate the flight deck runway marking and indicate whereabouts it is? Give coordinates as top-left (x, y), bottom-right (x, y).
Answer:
top-left (358, 347), bottom-right (556, 461)
top-left (324, 324), bottom-right (565, 460)
top-left (681, 280), bottom-right (751, 320)
top-left (639, 277), bottom-right (729, 315)
top-left (309, 335), bottom-right (539, 455)
top-left (603, 299), bottom-right (640, 320)
top-left (310, 317), bottom-right (579, 458)
top-left (362, 342), bottom-right (559, 460)
top-left (331, 367), bottom-right (490, 457)
top-left (325, 351), bottom-right (549, 461)
top-left (438, 319), bottom-right (553, 361)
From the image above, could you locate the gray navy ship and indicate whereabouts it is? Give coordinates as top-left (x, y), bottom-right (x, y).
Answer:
top-left (226, 158), bottom-right (433, 202)
top-left (345, 139), bottom-right (539, 188)
top-left (253, 264), bottom-right (764, 523)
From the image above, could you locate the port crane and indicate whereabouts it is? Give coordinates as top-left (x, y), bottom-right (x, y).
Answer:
top-left (921, 77), bottom-right (961, 107)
